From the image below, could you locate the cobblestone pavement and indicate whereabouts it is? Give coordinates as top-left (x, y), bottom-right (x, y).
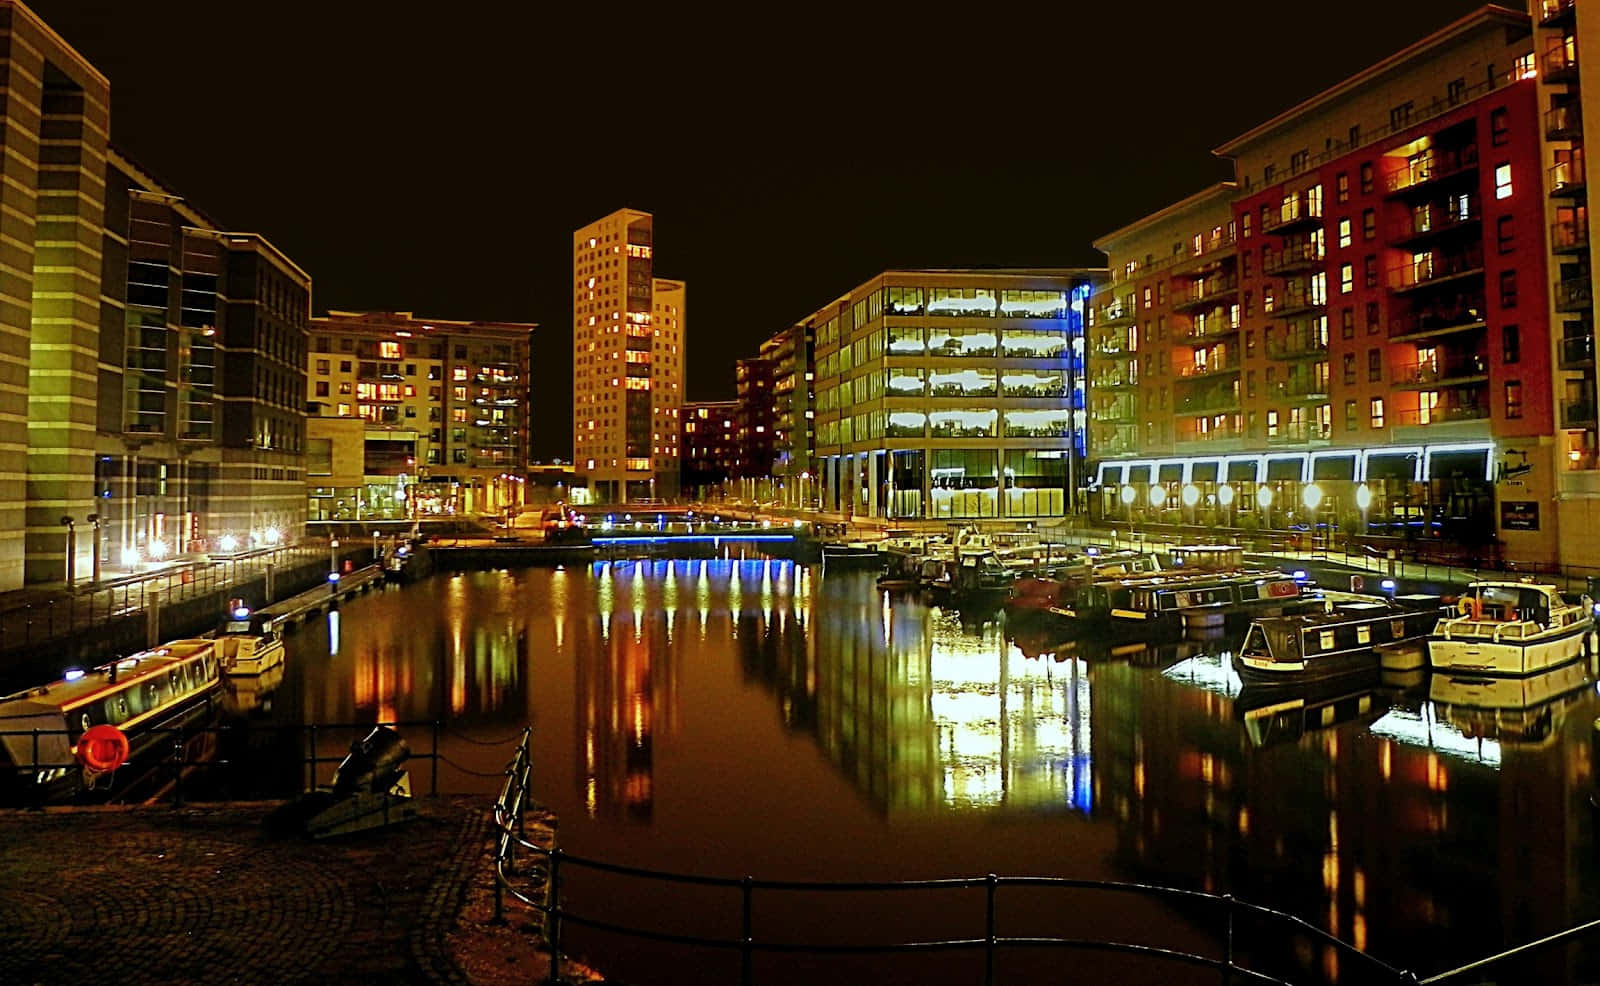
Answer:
top-left (0, 798), bottom-right (490, 986)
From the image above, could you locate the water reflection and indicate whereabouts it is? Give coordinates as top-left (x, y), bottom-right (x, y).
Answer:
top-left (258, 563), bottom-right (1600, 985)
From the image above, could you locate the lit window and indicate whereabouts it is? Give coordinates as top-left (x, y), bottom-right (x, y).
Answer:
top-left (337, 403), bottom-right (351, 417)
top-left (453, 367), bottom-right (468, 381)
top-left (1495, 164), bottom-right (1513, 199)
top-left (1370, 398), bottom-right (1385, 429)
top-left (1339, 264), bottom-right (1353, 294)
top-left (379, 341), bottom-right (401, 359)
top-left (1338, 219), bottom-right (1352, 248)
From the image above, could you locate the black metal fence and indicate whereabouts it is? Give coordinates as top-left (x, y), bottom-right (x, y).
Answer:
top-left (487, 729), bottom-right (1425, 985)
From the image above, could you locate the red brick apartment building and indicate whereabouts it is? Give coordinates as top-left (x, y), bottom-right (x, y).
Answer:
top-left (1089, 2), bottom-right (1598, 569)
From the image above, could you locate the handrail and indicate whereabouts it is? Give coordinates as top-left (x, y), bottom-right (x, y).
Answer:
top-left (1421, 917), bottom-right (1600, 984)
top-left (488, 728), bottom-right (1399, 985)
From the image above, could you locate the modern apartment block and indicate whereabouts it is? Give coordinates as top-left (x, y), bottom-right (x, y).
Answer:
top-left (680, 400), bottom-right (738, 494)
top-left (734, 349), bottom-right (776, 480)
top-left (305, 311), bottom-right (534, 521)
top-left (96, 152), bottom-right (312, 567)
top-left (768, 321), bottom-right (816, 506)
top-left (1087, 4), bottom-right (1600, 568)
top-left (0, 3), bottom-right (109, 589)
top-left (811, 269), bottom-right (1102, 521)
top-left (572, 209), bottom-right (685, 503)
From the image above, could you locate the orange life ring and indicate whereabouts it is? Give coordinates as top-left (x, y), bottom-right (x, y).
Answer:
top-left (76, 723), bottom-right (130, 772)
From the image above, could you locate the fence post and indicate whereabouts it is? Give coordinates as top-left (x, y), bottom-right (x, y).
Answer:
top-left (985, 873), bottom-right (997, 986)
top-left (741, 875), bottom-right (754, 986)
top-left (1223, 894), bottom-right (1235, 986)
top-left (548, 848), bottom-right (563, 984)
top-left (431, 719), bottom-right (440, 796)
top-left (308, 724), bottom-right (318, 791)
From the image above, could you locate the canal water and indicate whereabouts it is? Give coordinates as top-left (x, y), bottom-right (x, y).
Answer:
top-left (246, 557), bottom-right (1600, 985)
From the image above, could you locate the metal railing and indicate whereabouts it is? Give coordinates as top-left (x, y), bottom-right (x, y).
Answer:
top-left (488, 729), bottom-right (1400, 985)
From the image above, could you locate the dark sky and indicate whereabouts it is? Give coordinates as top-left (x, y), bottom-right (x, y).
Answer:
top-left (31, 0), bottom-right (1485, 459)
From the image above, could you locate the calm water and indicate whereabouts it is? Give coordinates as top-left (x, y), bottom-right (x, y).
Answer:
top-left (248, 558), bottom-right (1600, 985)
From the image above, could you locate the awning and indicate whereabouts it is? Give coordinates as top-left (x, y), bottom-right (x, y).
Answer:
top-left (1311, 454), bottom-right (1358, 481)
top-left (1265, 456), bottom-right (1305, 482)
top-left (1157, 462), bottom-right (1184, 484)
top-left (1428, 448), bottom-right (1491, 481)
top-left (1226, 459), bottom-right (1259, 483)
top-left (1366, 450), bottom-right (1419, 482)
top-left (1190, 461), bottom-right (1220, 483)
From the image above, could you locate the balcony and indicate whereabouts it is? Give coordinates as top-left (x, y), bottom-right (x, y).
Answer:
top-left (1389, 306), bottom-right (1488, 341)
top-left (1266, 423), bottom-right (1334, 446)
top-left (1269, 289), bottom-right (1327, 319)
top-left (1391, 354), bottom-right (1489, 389)
top-left (1173, 233), bottom-right (1238, 277)
top-left (1176, 356), bottom-right (1240, 379)
top-left (1262, 241), bottom-right (1323, 277)
top-left (1541, 0), bottom-right (1576, 28)
top-left (1557, 275), bottom-right (1594, 311)
top-left (1562, 399), bottom-right (1597, 429)
top-left (1176, 426), bottom-right (1247, 449)
top-left (1560, 333), bottom-right (1595, 368)
top-left (1391, 403), bottom-right (1490, 427)
top-left (1177, 388), bottom-right (1241, 414)
top-left (1094, 434), bottom-right (1141, 457)
top-left (1553, 218), bottom-right (1590, 254)
top-left (1264, 193), bottom-right (1324, 235)
top-left (1388, 203), bottom-right (1480, 249)
top-left (1270, 375), bottom-right (1331, 401)
top-left (1090, 374), bottom-right (1137, 390)
top-left (1172, 276), bottom-right (1239, 313)
top-left (1388, 250), bottom-right (1485, 294)
top-left (1180, 318), bottom-right (1240, 342)
top-left (1551, 151), bottom-right (1587, 197)
top-left (1096, 402), bottom-right (1138, 424)
top-left (1265, 331), bottom-right (1329, 360)
top-left (1385, 145), bottom-right (1479, 197)
top-left (1096, 302), bottom-right (1134, 327)
top-left (1547, 103), bottom-right (1583, 142)
top-left (1545, 41), bottom-right (1579, 86)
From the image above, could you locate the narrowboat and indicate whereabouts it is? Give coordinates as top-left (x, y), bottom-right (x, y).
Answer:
top-left (1428, 580), bottom-right (1594, 676)
top-left (1236, 673), bottom-right (1383, 749)
top-left (820, 541), bottom-right (884, 572)
top-left (1238, 599), bottom-right (1442, 684)
top-left (0, 639), bottom-right (222, 804)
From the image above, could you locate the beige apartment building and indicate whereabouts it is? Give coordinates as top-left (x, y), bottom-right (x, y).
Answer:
top-left (572, 208), bottom-right (685, 503)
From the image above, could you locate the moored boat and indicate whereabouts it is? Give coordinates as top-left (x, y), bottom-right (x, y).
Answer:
top-left (1238, 599), bottom-right (1442, 685)
top-left (214, 604), bottom-right (286, 677)
top-left (1427, 580), bottom-right (1593, 676)
top-left (0, 639), bottom-right (223, 803)
top-left (821, 540), bottom-right (885, 572)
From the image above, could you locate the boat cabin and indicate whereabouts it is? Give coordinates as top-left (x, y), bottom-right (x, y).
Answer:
top-left (1167, 545), bottom-right (1245, 572)
top-left (1454, 582), bottom-right (1560, 625)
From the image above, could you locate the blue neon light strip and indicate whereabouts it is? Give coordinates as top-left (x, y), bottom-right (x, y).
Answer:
top-left (590, 534), bottom-right (798, 544)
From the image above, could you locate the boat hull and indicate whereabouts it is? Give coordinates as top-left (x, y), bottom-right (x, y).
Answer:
top-left (1428, 622), bottom-right (1591, 676)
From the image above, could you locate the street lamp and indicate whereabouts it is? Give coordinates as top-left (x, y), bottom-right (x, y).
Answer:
top-left (59, 516), bottom-right (75, 589)
top-left (1181, 483), bottom-right (1200, 526)
top-left (86, 513), bottom-right (102, 584)
top-left (1302, 482), bottom-right (1325, 555)
top-left (1218, 483), bottom-right (1236, 528)
top-left (1355, 482), bottom-right (1373, 546)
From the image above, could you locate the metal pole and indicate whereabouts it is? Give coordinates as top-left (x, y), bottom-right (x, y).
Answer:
top-left (431, 720), bottom-right (439, 796)
top-left (1223, 894), bottom-right (1235, 986)
top-left (741, 876), bottom-right (754, 986)
top-left (985, 873), bottom-right (997, 986)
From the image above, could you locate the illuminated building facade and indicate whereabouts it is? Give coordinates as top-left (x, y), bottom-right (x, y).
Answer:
top-left (95, 151), bottom-right (311, 568)
top-left (0, 2), bottom-right (108, 588)
top-left (680, 400), bottom-right (738, 495)
top-left (304, 311), bottom-right (534, 520)
top-left (811, 269), bottom-right (1102, 521)
top-left (734, 350), bottom-right (776, 482)
top-left (572, 208), bottom-right (685, 503)
top-left (768, 321), bottom-right (817, 506)
top-left (1090, 5), bottom-right (1593, 567)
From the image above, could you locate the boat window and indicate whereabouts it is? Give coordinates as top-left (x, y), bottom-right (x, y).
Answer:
top-left (169, 670), bottom-right (181, 692)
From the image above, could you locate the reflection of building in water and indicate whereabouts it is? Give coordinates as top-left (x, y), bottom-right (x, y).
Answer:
top-left (799, 572), bottom-right (1092, 816)
top-left (1103, 652), bottom-right (1594, 983)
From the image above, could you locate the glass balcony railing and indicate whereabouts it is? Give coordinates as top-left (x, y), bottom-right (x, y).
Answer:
top-left (1557, 276), bottom-right (1594, 311)
top-left (1173, 276), bottom-right (1239, 311)
top-left (1391, 354), bottom-right (1489, 387)
top-left (1551, 151), bottom-right (1586, 196)
top-left (1264, 193), bottom-right (1324, 234)
top-left (1541, 0), bottom-right (1576, 28)
top-left (1385, 145), bottom-right (1479, 195)
top-left (1391, 404), bottom-right (1490, 427)
top-left (1176, 356), bottom-right (1240, 378)
top-left (1265, 332), bottom-right (1329, 359)
top-left (1262, 241), bottom-right (1323, 276)
top-left (1547, 104), bottom-right (1583, 141)
top-left (1545, 41), bottom-right (1579, 85)
top-left (1560, 334), bottom-right (1595, 368)
top-left (1388, 250), bottom-right (1485, 292)
top-left (1561, 399), bottom-right (1597, 429)
top-left (1552, 218), bottom-right (1590, 254)
top-left (1266, 422), bottom-right (1333, 445)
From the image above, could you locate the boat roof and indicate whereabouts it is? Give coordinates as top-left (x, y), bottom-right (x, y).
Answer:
top-left (1467, 580), bottom-right (1561, 592)
top-left (0, 639), bottom-right (215, 714)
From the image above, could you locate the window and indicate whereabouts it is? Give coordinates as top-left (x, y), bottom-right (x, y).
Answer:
top-left (1348, 125), bottom-right (1360, 148)
top-left (1345, 399), bottom-right (1358, 431)
top-left (1340, 264), bottom-right (1354, 294)
top-left (1245, 329), bottom-right (1256, 356)
top-left (1491, 108), bottom-right (1509, 146)
top-left (1241, 212), bottom-right (1252, 238)
top-left (1264, 164), bottom-right (1276, 184)
top-left (1367, 302), bottom-right (1380, 335)
top-left (1515, 52), bottom-right (1535, 79)
top-left (1370, 398), bottom-right (1385, 429)
top-left (1247, 370), bottom-right (1257, 398)
top-left (314, 381), bottom-right (329, 397)
top-left (1341, 308), bottom-right (1355, 339)
top-left (1290, 149), bottom-right (1309, 174)
top-left (340, 360), bottom-right (351, 373)
top-left (1267, 410), bottom-right (1280, 438)
top-left (1497, 215), bottom-right (1515, 254)
top-left (1360, 163), bottom-right (1374, 195)
top-left (1362, 209), bottom-right (1376, 240)
top-left (1505, 381), bottom-right (1523, 419)
top-left (379, 341), bottom-right (401, 359)
top-left (1364, 255), bottom-right (1378, 289)
top-left (1389, 102), bottom-right (1413, 130)
top-left (1495, 163), bottom-right (1513, 199)
top-left (1338, 218), bottom-right (1352, 248)
top-left (1447, 77), bottom-right (1466, 105)
top-left (1503, 324), bottom-right (1520, 364)
top-left (338, 403), bottom-right (352, 417)
top-left (315, 359), bottom-right (329, 375)
top-left (1368, 348), bottom-right (1382, 382)
top-left (1336, 173), bottom-right (1349, 203)
top-left (1500, 270), bottom-right (1518, 308)
top-left (1342, 353), bottom-right (1356, 384)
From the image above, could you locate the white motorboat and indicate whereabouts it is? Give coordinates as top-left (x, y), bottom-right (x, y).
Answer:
top-left (1427, 580), bottom-right (1593, 676)
top-left (214, 605), bottom-right (286, 677)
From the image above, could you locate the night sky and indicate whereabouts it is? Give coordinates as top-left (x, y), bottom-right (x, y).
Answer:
top-left (32, 0), bottom-right (1485, 459)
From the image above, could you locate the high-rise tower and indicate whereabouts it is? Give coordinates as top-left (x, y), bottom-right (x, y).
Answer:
top-left (572, 209), bottom-right (685, 503)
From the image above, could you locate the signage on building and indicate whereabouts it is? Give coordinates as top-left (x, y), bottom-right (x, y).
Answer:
top-left (1500, 501), bottom-right (1539, 531)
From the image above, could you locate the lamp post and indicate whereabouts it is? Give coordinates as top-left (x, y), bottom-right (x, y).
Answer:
top-left (1181, 483), bottom-right (1200, 527)
top-left (1302, 482), bottom-right (1324, 555)
top-left (1256, 484), bottom-right (1275, 532)
top-left (86, 513), bottom-right (102, 584)
top-left (1355, 483), bottom-right (1373, 556)
top-left (59, 516), bottom-right (75, 589)
top-left (1218, 484), bottom-right (1236, 529)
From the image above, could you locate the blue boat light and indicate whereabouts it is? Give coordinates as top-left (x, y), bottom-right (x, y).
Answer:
top-left (328, 572), bottom-right (342, 583)
top-left (1086, 547), bottom-right (1099, 556)
top-left (1292, 570), bottom-right (1308, 580)
top-left (232, 606), bottom-right (251, 620)
top-left (1380, 579), bottom-right (1396, 591)
top-left (64, 668), bottom-right (84, 682)
top-left (591, 534), bottom-right (797, 544)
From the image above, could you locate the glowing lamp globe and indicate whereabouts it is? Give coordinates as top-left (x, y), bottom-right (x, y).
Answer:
top-left (1181, 484), bottom-right (1200, 508)
top-left (1256, 485), bottom-right (1275, 509)
top-left (1302, 483), bottom-right (1324, 511)
top-left (1217, 484), bottom-right (1235, 507)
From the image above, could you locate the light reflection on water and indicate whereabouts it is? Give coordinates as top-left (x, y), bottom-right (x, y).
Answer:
top-left (264, 562), bottom-right (1600, 985)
